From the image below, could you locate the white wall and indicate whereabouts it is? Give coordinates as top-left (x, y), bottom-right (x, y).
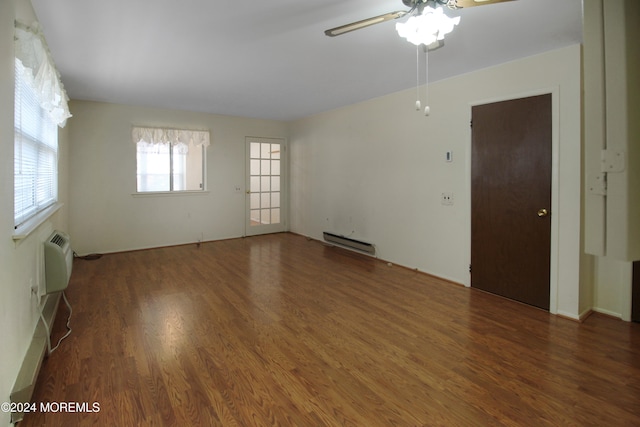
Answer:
top-left (1, 1), bottom-right (70, 425)
top-left (289, 45), bottom-right (585, 319)
top-left (67, 101), bottom-right (287, 255)
top-left (583, 0), bottom-right (639, 320)
top-left (593, 256), bottom-right (633, 318)
top-left (0, 4), bottom-right (17, 426)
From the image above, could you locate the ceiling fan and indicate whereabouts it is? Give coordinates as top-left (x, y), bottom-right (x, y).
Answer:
top-left (325, 0), bottom-right (515, 116)
top-left (324, 0), bottom-right (514, 38)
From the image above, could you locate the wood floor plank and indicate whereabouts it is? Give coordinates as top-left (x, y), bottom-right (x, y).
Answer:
top-left (21, 233), bottom-right (640, 426)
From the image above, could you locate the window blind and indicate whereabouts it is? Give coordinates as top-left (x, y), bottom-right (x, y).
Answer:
top-left (14, 59), bottom-right (58, 228)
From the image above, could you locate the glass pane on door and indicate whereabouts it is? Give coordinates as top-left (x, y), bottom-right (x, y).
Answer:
top-left (249, 141), bottom-right (281, 227)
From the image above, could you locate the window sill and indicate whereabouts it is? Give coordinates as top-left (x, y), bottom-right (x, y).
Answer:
top-left (131, 190), bottom-right (210, 198)
top-left (12, 202), bottom-right (63, 241)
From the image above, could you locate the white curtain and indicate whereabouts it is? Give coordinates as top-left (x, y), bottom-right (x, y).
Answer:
top-left (131, 126), bottom-right (211, 150)
top-left (14, 20), bottom-right (71, 128)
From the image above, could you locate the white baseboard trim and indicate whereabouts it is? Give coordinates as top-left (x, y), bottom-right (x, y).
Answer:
top-left (592, 307), bottom-right (623, 320)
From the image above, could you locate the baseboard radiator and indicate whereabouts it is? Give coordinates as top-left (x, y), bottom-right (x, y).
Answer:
top-left (10, 230), bottom-right (73, 424)
top-left (323, 232), bottom-right (376, 255)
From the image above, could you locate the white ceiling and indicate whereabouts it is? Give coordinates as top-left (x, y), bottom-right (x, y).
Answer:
top-left (31, 0), bottom-right (583, 121)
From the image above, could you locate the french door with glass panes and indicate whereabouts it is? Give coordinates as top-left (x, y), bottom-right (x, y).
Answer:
top-left (245, 137), bottom-right (286, 236)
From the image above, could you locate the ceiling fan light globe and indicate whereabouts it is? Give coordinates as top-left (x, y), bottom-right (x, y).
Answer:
top-left (396, 6), bottom-right (461, 46)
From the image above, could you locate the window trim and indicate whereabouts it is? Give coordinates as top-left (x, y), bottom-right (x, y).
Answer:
top-left (12, 202), bottom-right (63, 241)
top-left (131, 190), bottom-right (210, 198)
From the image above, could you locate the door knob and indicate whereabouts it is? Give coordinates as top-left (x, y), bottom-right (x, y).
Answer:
top-left (537, 208), bottom-right (549, 217)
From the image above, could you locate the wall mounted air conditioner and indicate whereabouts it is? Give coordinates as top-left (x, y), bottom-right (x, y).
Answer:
top-left (44, 230), bottom-right (73, 294)
top-left (11, 230), bottom-right (74, 423)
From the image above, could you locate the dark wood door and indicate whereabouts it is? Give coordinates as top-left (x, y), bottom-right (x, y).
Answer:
top-left (471, 94), bottom-right (552, 310)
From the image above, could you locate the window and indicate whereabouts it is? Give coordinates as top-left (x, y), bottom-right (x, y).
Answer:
top-left (136, 141), bottom-right (204, 192)
top-left (133, 127), bottom-right (209, 193)
top-left (14, 59), bottom-right (58, 228)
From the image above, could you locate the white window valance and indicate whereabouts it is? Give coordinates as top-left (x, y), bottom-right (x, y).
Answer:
top-left (14, 20), bottom-right (71, 128)
top-left (132, 126), bottom-right (211, 148)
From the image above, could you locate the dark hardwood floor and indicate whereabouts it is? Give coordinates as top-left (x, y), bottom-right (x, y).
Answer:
top-left (21, 233), bottom-right (640, 426)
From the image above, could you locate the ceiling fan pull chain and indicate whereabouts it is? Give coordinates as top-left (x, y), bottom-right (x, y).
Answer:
top-left (424, 44), bottom-right (430, 116)
top-left (415, 44), bottom-right (421, 111)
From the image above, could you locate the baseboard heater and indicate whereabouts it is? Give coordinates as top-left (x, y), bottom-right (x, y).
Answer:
top-left (323, 232), bottom-right (375, 255)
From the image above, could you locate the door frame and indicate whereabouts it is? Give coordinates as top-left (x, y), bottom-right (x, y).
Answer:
top-left (467, 88), bottom-right (560, 315)
top-left (244, 136), bottom-right (288, 237)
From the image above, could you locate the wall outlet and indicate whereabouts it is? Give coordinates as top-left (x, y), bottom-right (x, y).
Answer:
top-left (234, 185), bottom-right (242, 193)
top-left (441, 192), bottom-right (454, 206)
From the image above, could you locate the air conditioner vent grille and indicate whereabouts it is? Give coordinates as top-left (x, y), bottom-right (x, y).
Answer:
top-left (50, 234), bottom-right (65, 247)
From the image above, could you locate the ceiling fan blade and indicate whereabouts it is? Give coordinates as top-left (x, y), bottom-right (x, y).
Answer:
top-left (453, 0), bottom-right (515, 8)
top-left (325, 11), bottom-right (408, 37)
